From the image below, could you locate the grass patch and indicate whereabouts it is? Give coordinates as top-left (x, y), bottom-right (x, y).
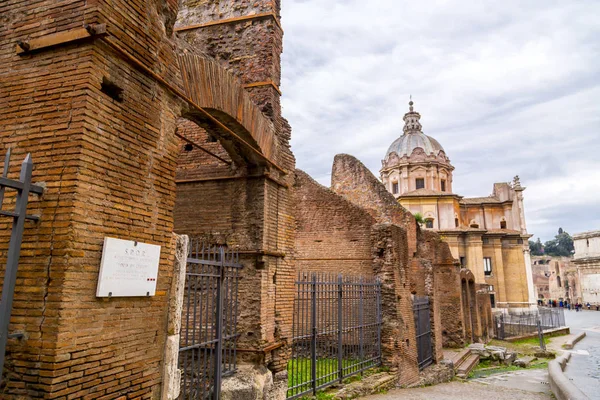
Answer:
top-left (470, 359), bottom-right (549, 379)
top-left (510, 336), bottom-right (549, 346)
top-left (487, 338), bottom-right (546, 356)
top-left (287, 359), bottom-right (388, 399)
top-left (288, 358), bottom-right (358, 388)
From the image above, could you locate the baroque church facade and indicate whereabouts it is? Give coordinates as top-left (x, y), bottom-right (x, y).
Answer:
top-left (381, 101), bottom-right (535, 309)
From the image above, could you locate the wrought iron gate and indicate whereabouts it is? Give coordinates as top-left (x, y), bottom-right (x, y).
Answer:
top-left (178, 241), bottom-right (242, 400)
top-left (412, 296), bottom-right (433, 370)
top-left (287, 273), bottom-right (382, 399)
top-left (0, 150), bottom-right (43, 381)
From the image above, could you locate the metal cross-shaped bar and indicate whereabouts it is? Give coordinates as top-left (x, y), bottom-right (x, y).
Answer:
top-left (0, 149), bottom-right (44, 382)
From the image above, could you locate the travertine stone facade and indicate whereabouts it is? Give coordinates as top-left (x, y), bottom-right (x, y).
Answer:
top-left (381, 102), bottom-right (535, 309)
top-left (573, 231), bottom-right (600, 306)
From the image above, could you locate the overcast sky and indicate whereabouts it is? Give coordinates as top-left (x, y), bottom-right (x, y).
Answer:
top-left (280, 0), bottom-right (600, 242)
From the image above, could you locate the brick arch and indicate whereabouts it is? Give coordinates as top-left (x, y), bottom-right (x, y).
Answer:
top-left (460, 268), bottom-right (475, 282)
top-left (177, 53), bottom-right (276, 162)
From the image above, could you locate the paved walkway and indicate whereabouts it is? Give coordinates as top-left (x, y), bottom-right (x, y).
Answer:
top-left (561, 309), bottom-right (600, 399)
top-left (362, 380), bottom-right (550, 400)
top-left (365, 309), bottom-right (600, 399)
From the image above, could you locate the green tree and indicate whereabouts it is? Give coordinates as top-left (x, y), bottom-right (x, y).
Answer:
top-left (529, 238), bottom-right (544, 255)
top-left (544, 228), bottom-right (574, 257)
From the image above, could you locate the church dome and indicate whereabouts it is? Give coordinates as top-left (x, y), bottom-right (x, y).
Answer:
top-left (385, 132), bottom-right (445, 159)
top-left (384, 100), bottom-right (446, 160)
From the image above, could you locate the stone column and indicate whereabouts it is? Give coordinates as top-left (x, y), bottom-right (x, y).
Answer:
top-left (523, 247), bottom-right (537, 309)
top-left (466, 234), bottom-right (484, 283)
top-left (492, 239), bottom-right (508, 305)
top-left (402, 165), bottom-right (409, 194)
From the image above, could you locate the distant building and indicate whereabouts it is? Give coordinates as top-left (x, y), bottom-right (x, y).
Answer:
top-left (573, 230), bottom-right (600, 305)
top-left (531, 256), bottom-right (580, 304)
top-left (380, 101), bottom-right (535, 309)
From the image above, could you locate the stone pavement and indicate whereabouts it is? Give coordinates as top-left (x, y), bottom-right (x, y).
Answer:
top-left (561, 309), bottom-right (600, 399)
top-left (361, 380), bottom-right (550, 400)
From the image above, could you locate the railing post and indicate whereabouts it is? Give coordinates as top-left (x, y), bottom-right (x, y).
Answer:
top-left (377, 279), bottom-right (382, 366)
top-left (359, 277), bottom-right (364, 369)
top-left (537, 320), bottom-right (546, 351)
top-left (213, 247), bottom-right (225, 400)
top-left (0, 154), bottom-right (33, 380)
top-left (337, 274), bottom-right (343, 383)
top-left (311, 273), bottom-right (317, 396)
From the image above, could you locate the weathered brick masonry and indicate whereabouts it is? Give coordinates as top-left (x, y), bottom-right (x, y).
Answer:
top-left (293, 154), bottom-right (493, 383)
top-left (331, 154), bottom-right (463, 350)
top-left (1, 0), bottom-right (294, 398)
top-left (292, 169), bottom-right (420, 384)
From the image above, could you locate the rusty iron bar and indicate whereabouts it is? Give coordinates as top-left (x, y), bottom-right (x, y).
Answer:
top-left (174, 131), bottom-right (232, 165)
top-left (174, 12), bottom-right (283, 33)
top-left (0, 151), bottom-right (43, 382)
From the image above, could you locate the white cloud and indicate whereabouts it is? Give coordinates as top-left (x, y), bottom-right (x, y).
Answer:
top-left (281, 0), bottom-right (600, 241)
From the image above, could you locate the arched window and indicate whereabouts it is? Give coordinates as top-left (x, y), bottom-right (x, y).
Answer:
top-left (500, 220), bottom-right (507, 229)
top-left (392, 181), bottom-right (399, 194)
top-left (441, 179), bottom-right (446, 192)
top-left (470, 221), bottom-right (479, 228)
top-left (455, 218), bottom-right (459, 228)
top-left (425, 218), bottom-right (434, 229)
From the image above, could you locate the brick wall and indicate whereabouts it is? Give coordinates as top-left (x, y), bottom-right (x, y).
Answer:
top-left (172, 0), bottom-right (296, 375)
top-left (293, 170), bottom-right (374, 276)
top-left (371, 224), bottom-right (420, 385)
top-left (1, 0), bottom-right (296, 397)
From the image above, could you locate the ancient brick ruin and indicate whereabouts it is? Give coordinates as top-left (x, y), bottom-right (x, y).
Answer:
top-left (0, 0), bottom-right (492, 398)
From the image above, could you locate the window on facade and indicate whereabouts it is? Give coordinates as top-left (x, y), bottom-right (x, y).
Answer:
top-left (500, 220), bottom-right (507, 229)
top-left (557, 276), bottom-right (562, 287)
top-left (416, 178), bottom-right (425, 189)
top-left (483, 257), bottom-right (492, 276)
top-left (483, 238), bottom-right (490, 245)
top-left (455, 218), bottom-right (459, 228)
top-left (392, 181), bottom-right (399, 194)
top-left (460, 257), bottom-right (466, 268)
top-left (425, 219), bottom-right (434, 229)
top-left (490, 293), bottom-right (496, 308)
top-left (488, 285), bottom-right (494, 292)
top-left (470, 223), bottom-right (479, 228)
top-left (517, 239), bottom-right (524, 244)
top-left (441, 180), bottom-right (446, 192)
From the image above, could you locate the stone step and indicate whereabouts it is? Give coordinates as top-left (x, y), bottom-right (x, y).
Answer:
top-left (449, 348), bottom-right (471, 369)
top-left (456, 354), bottom-right (480, 378)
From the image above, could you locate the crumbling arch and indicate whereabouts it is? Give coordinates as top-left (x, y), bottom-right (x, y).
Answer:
top-left (177, 53), bottom-right (279, 169)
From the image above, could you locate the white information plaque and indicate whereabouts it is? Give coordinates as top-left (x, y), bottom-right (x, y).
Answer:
top-left (96, 237), bottom-right (162, 297)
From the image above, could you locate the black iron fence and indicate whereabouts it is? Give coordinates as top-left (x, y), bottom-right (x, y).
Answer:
top-left (494, 307), bottom-right (565, 340)
top-left (178, 241), bottom-right (242, 400)
top-left (413, 296), bottom-right (433, 370)
top-left (287, 272), bottom-right (382, 399)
